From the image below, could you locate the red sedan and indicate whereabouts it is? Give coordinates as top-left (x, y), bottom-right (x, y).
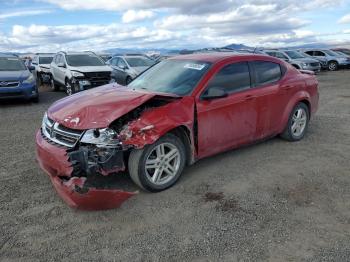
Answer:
top-left (36, 53), bottom-right (319, 210)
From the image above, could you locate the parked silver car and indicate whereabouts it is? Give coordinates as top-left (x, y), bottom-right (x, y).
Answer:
top-left (31, 53), bottom-right (54, 85)
top-left (107, 55), bottom-right (155, 85)
top-left (263, 49), bottom-right (321, 72)
top-left (301, 49), bottom-right (350, 71)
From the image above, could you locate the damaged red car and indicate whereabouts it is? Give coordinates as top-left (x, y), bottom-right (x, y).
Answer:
top-left (36, 53), bottom-right (319, 210)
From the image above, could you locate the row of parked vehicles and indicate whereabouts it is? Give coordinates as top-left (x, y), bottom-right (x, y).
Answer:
top-left (0, 47), bottom-right (349, 102)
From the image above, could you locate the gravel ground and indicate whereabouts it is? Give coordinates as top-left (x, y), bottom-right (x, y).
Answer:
top-left (0, 71), bottom-right (350, 262)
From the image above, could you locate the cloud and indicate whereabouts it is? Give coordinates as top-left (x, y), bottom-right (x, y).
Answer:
top-left (0, 9), bottom-right (52, 20)
top-left (122, 10), bottom-right (154, 23)
top-left (338, 14), bottom-right (350, 24)
top-left (1, 0), bottom-right (349, 52)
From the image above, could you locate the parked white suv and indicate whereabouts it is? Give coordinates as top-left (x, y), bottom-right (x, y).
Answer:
top-left (50, 51), bottom-right (113, 95)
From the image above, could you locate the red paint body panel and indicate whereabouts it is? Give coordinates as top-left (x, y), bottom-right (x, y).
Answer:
top-left (123, 96), bottom-right (195, 149)
top-left (51, 176), bottom-right (136, 210)
top-left (36, 131), bottom-right (136, 210)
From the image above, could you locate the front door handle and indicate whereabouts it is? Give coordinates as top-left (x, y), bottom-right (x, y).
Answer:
top-left (245, 95), bottom-right (256, 101)
top-left (281, 85), bottom-right (292, 90)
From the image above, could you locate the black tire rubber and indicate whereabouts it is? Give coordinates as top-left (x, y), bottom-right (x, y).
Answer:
top-left (328, 61), bottom-right (338, 71)
top-left (65, 79), bottom-right (77, 96)
top-left (32, 96), bottom-right (39, 103)
top-left (280, 102), bottom-right (310, 142)
top-left (36, 73), bottom-right (42, 87)
top-left (50, 78), bottom-right (59, 91)
top-left (126, 76), bottom-right (132, 85)
top-left (128, 133), bottom-right (186, 192)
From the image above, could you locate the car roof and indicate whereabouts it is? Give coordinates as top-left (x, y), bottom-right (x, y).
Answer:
top-left (168, 52), bottom-right (272, 63)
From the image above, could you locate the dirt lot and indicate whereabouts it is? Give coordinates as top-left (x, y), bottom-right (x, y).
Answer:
top-left (1, 71), bottom-right (350, 262)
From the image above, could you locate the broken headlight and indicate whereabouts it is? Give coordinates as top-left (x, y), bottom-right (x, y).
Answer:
top-left (80, 128), bottom-right (119, 147)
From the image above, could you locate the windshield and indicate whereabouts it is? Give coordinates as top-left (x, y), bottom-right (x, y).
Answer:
top-left (285, 51), bottom-right (305, 59)
top-left (0, 57), bottom-right (26, 71)
top-left (128, 60), bottom-right (211, 96)
top-left (125, 57), bottom-right (154, 67)
top-left (66, 55), bottom-right (104, 67)
top-left (39, 57), bottom-right (53, 64)
top-left (323, 50), bottom-right (339, 56)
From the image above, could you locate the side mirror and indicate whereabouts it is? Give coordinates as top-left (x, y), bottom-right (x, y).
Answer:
top-left (119, 65), bottom-right (127, 70)
top-left (202, 87), bottom-right (228, 100)
top-left (57, 62), bottom-right (66, 68)
top-left (27, 65), bottom-right (35, 71)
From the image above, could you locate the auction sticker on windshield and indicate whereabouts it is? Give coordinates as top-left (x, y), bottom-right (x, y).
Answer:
top-left (184, 63), bottom-right (206, 70)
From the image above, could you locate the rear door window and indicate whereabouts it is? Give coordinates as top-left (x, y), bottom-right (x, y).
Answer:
top-left (251, 61), bottom-right (282, 87)
top-left (205, 62), bottom-right (251, 94)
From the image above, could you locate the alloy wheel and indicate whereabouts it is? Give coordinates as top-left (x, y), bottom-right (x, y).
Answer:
top-left (291, 108), bottom-right (307, 137)
top-left (145, 143), bottom-right (181, 185)
top-left (65, 81), bottom-right (72, 96)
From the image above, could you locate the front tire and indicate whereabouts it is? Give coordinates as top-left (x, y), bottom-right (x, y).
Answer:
top-left (328, 61), bottom-right (338, 71)
top-left (50, 77), bottom-right (59, 91)
top-left (280, 102), bottom-right (309, 141)
top-left (128, 134), bottom-right (186, 192)
top-left (65, 79), bottom-right (78, 96)
top-left (126, 76), bottom-right (132, 85)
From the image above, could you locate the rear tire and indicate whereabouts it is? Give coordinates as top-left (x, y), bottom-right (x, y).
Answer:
top-left (280, 102), bottom-right (309, 141)
top-left (128, 134), bottom-right (186, 192)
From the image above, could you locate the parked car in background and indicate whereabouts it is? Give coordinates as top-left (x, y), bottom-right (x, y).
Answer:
top-left (50, 51), bottom-right (112, 95)
top-left (331, 49), bottom-right (350, 58)
top-left (296, 50), bottom-right (328, 69)
top-left (32, 53), bottom-right (54, 85)
top-left (97, 53), bottom-right (112, 62)
top-left (107, 55), bottom-right (155, 85)
top-left (36, 53), bottom-right (319, 210)
top-left (301, 49), bottom-right (350, 71)
top-left (332, 48), bottom-right (350, 56)
top-left (0, 53), bottom-right (38, 102)
top-left (263, 49), bottom-right (321, 72)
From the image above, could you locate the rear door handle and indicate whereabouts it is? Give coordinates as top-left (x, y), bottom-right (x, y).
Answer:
top-left (245, 95), bottom-right (256, 101)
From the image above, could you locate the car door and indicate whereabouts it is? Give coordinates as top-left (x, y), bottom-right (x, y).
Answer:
top-left (109, 57), bottom-right (119, 81)
top-left (51, 55), bottom-right (60, 82)
top-left (116, 58), bottom-right (128, 84)
top-left (248, 60), bottom-right (288, 139)
top-left (56, 55), bottom-right (66, 84)
top-left (312, 51), bottom-right (326, 60)
top-left (196, 61), bottom-right (257, 158)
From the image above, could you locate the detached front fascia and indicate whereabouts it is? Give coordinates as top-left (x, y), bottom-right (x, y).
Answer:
top-left (36, 127), bottom-right (136, 210)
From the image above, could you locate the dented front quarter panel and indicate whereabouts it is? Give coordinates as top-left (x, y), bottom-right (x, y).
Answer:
top-left (36, 131), bottom-right (136, 210)
top-left (122, 96), bottom-right (196, 149)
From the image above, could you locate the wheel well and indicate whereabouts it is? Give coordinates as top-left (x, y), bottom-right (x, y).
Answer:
top-left (168, 126), bottom-right (193, 165)
top-left (299, 99), bottom-right (311, 116)
top-left (328, 60), bottom-right (338, 65)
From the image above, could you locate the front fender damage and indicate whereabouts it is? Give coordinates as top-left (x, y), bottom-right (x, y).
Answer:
top-left (119, 96), bottom-right (195, 149)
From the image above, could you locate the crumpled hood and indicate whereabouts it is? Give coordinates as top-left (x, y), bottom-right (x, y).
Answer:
top-left (48, 84), bottom-right (174, 130)
top-left (0, 70), bottom-right (30, 81)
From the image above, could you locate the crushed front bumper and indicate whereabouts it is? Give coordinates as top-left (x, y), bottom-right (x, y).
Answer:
top-left (35, 130), bottom-right (137, 210)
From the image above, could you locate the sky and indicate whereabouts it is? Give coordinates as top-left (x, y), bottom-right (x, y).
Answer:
top-left (0, 0), bottom-right (350, 53)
